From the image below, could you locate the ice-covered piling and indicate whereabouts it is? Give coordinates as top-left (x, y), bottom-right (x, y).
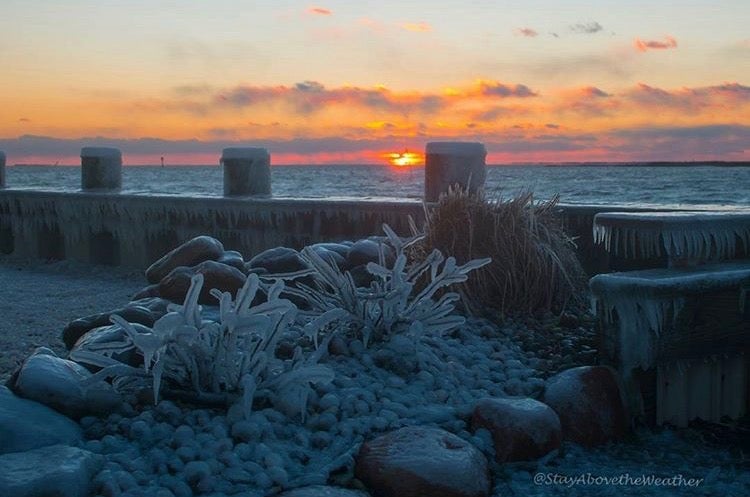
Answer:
top-left (0, 151), bottom-right (5, 188)
top-left (221, 147), bottom-right (271, 197)
top-left (424, 142), bottom-right (486, 202)
top-left (80, 147), bottom-right (122, 190)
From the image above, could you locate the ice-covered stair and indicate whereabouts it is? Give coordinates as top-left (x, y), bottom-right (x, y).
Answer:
top-left (593, 211), bottom-right (750, 262)
top-left (590, 261), bottom-right (750, 426)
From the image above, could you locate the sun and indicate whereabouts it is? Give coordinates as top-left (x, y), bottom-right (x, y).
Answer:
top-left (384, 150), bottom-right (423, 167)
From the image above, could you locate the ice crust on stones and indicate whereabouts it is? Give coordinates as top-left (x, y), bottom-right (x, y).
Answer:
top-left (0, 386), bottom-right (83, 454)
top-left (471, 397), bottom-right (562, 463)
top-left (0, 445), bottom-right (104, 497)
top-left (426, 142), bottom-right (487, 156)
top-left (11, 348), bottom-right (121, 419)
top-left (355, 426), bottom-right (491, 497)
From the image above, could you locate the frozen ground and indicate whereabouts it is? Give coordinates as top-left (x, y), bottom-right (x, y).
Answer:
top-left (0, 257), bottom-right (144, 382)
top-left (0, 258), bottom-right (748, 496)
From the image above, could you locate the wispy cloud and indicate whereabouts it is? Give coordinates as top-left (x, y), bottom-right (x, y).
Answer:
top-left (570, 22), bottom-right (603, 34)
top-left (634, 36), bottom-right (677, 52)
top-left (307, 6), bottom-right (332, 16)
top-left (515, 27), bottom-right (538, 37)
top-left (400, 22), bottom-right (431, 33)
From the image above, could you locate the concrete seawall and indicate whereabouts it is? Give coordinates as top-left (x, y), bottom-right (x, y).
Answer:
top-left (0, 189), bottom-right (692, 273)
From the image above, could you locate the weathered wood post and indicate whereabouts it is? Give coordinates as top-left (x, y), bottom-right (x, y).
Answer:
top-left (424, 142), bottom-right (486, 202)
top-left (0, 151), bottom-right (5, 188)
top-left (221, 147), bottom-right (271, 196)
top-left (80, 147), bottom-right (122, 190)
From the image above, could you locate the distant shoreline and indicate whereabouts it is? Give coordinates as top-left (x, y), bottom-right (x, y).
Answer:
top-left (10, 161), bottom-right (750, 168)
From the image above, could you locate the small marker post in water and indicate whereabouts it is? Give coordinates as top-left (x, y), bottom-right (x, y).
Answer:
top-left (221, 147), bottom-right (271, 196)
top-left (424, 142), bottom-right (487, 202)
top-left (80, 147), bottom-right (122, 190)
top-left (0, 151), bottom-right (5, 188)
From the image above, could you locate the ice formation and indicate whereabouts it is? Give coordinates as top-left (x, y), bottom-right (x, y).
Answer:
top-left (425, 141), bottom-right (487, 156)
top-left (0, 191), bottom-right (420, 264)
top-left (80, 147), bottom-right (122, 159)
top-left (593, 211), bottom-right (750, 261)
top-left (589, 261), bottom-right (750, 375)
top-left (221, 148), bottom-right (270, 161)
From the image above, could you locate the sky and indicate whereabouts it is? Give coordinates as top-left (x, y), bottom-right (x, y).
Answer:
top-left (1, 1), bottom-right (749, 165)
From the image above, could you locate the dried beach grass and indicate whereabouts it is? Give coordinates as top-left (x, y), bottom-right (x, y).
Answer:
top-left (413, 187), bottom-right (585, 316)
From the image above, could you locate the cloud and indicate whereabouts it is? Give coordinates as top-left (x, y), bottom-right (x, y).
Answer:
top-left (634, 36), bottom-right (677, 52)
top-left (570, 22), bottom-right (603, 34)
top-left (625, 82), bottom-right (750, 110)
top-left (400, 22), bottom-right (431, 32)
top-left (477, 81), bottom-right (538, 98)
top-left (307, 7), bottom-right (332, 16)
top-left (18, 117), bottom-right (31, 123)
top-left (515, 27), bottom-right (538, 37)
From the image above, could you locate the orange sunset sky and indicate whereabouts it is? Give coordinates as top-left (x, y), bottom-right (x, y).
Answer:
top-left (1, 1), bottom-right (748, 165)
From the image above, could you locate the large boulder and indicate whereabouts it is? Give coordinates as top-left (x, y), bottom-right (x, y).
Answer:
top-left (275, 486), bottom-right (370, 497)
top-left (62, 305), bottom-right (157, 350)
top-left (470, 397), bottom-right (561, 463)
top-left (0, 386), bottom-right (82, 455)
top-left (159, 260), bottom-right (247, 304)
top-left (248, 247), bottom-right (308, 275)
top-left (355, 426), bottom-right (491, 497)
top-left (145, 235), bottom-right (224, 284)
top-left (10, 348), bottom-right (121, 419)
top-left (0, 445), bottom-right (104, 497)
top-left (542, 366), bottom-right (629, 447)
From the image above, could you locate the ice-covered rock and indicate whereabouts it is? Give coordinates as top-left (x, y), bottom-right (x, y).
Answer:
top-left (276, 486), bottom-right (371, 497)
top-left (218, 249), bottom-right (248, 274)
top-left (310, 242), bottom-right (351, 259)
top-left (158, 260), bottom-right (246, 303)
top-left (62, 304), bottom-right (158, 350)
top-left (70, 322), bottom-right (154, 369)
top-left (346, 239), bottom-right (382, 268)
top-left (543, 366), bottom-right (628, 447)
top-left (470, 397), bottom-right (561, 462)
top-left (0, 445), bottom-right (103, 497)
top-left (145, 235), bottom-right (225, 284)
top-left (248, 246), bottom-right (308, 274)
top-left (10, 348), bottom-right (121, 419)
top-left (355, 426), bottom-right (491, 497)
top-left (0, 386), bottom-right (83, 454)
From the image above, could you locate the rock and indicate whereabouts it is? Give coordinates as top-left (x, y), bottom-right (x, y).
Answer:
top-left (62, 305), bottom-right (157, 350)
top-left (0, 445), bottom-right (104, 497)
top-left (310, 242), bottom-right (351, 259)
top-left (355, 426), bottom-right (491, 497)
top-left (470, 397), bottom-right (561, 463)
top-left (248, 247), bottom-right (307, 275)
top-left (558, 312), bottom-right (580, 329)
top-left (70, 322), bottom-right (154, 369)
top-left (346, 239), bottom-right (381, 268)
top-left (543, 366), bottom-right (628, 447)
top-left (349, 264), bottom-right (375, 288)
top-left (275, 486), bottom-right (370, 497)
top-left (218, 250), bottom-right (248, 274)
top-left (10, 348), bottom-right (121, 419)
top-left (0, 386), bottom-right (82, 455)
top-left (128, 297), bottom-right (172, 317)
top-left (309, 245), bottom-right (347, 270)
top-left (159, 260), bottom-right (247, 304)
top-left (146, 236), bottom-right (225, 284)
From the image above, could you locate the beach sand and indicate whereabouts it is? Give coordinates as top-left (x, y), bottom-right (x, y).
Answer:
top-left (0, 258), bottom-right (145, 382)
